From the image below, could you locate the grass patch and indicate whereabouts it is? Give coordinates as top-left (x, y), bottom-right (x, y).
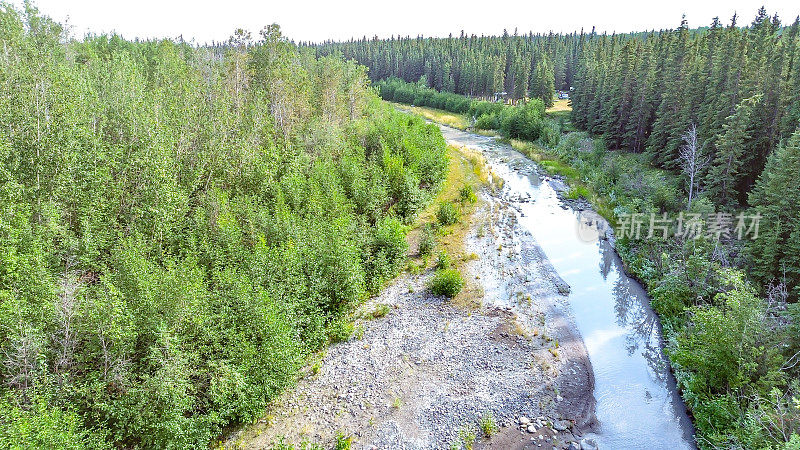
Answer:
top-left (547, 98), bottom-right (572, 113)
top-left (403, 143), bottom-right (490, 309)
top-left (388, 101), bottom-right (471, 129)
top-left (566, 185), bottom-right (590, 200)
top-left (360, 303), bottom-right (390, 320)
top-left (479, 411), bottom-right (499, 437)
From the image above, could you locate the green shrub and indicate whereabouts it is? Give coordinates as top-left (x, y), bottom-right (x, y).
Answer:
top-left (327, 318), bottom-right (355, 343)
top-left (428, 269), bottom-right (463, 297)
top-left (459, 185), bottom-right (477, 204)
top-left (367, 216), bottom-right (410, 291)
top-left (418, 223), bottom-right (436, 256)
top-left (0, 399), bottom-right (103, 450)
top-left (457, 424), bottom-right (477, 450)
top-left (437, 201), bottom-right (459, 226)
top-left (475, 113), bottom-right (498, 130)
top-left (435, 251), bottom-right (451, 270)
top-left (334, 432), bottom-right (352, 450)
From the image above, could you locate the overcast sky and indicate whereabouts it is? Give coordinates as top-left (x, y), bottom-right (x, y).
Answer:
top-left (13, 0), bottom-right (800, 44)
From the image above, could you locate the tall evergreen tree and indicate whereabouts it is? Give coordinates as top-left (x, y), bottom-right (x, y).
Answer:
top-left (705, 96), bottom-right (758, 205)
top-left (532, 53), bottom-right (555, 107)
top-left (748, 129), bottom-right (800, 298)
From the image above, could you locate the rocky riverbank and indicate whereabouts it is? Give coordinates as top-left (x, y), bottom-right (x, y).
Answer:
top-left (224, 142), bottom-right (596, 448)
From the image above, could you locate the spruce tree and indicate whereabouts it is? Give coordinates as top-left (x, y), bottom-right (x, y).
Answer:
top-left (705, 96), bottom-right (758, 206)
top-left (531, 53), bottom-right (555, 107)
top-left (748, 129), bottom-right (800, 298)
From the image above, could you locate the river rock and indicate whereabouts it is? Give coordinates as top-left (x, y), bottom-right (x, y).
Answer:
top-left (519, 416), bottom-right (530, 425)
top-left (580, 438), bottom-right (598, 450)
top-left (553, 419), bottom-right (570, 431)
top-left (527, 424), bottom-right (536, 433)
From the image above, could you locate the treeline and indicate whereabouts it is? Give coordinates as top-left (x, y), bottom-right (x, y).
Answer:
top-left (572, 10), bottom-right (800, 301)
top-left (376, 78), bottom-right (556, 143)
top-left (315, 29), bottom-right (564, 106)
top-left (0, 5), bottom-right (447, 449)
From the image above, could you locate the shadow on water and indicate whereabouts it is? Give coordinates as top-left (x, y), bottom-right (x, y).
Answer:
top-left (439, 125), bottom-right (696, 449)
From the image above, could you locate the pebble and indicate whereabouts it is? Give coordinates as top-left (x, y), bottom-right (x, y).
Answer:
top-left (580, 438), bottom-right (599, 450)
top-left (519, 416), bottom-right (531, 425)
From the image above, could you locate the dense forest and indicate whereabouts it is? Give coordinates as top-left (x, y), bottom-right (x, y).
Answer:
top-left (0, 4), bottom-right (449, 449)
top-left (321, 9), bottom-right (800, 449)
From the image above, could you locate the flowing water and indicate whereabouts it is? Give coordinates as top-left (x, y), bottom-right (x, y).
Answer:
top-left (439, 125), bottom-right (696, 449)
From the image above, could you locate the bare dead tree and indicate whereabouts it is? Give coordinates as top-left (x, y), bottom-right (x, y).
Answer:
top-left (53, 264), bottom-right (80, 384)
top-left (3, 329), bottom-right (42, 404)
top-left (747, 388), bottom-right (800, 445)
top-left (678, 124), bottom-right (710, 208)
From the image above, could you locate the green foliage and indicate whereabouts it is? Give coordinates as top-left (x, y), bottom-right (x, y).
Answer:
top-left (334, 432), bottom-right (352, 450)
top-left (499, 99), bottom-right (546, 141)
top-left (378, 78), bottom-right (547, 141)
top-left (566, 185), bottom-right (589, 200)
top-left (366, 216), bottom-right (411, 292)
top-left (418, 223), bottom-right (437, 256)
top-left (456, 424), bottom-right (477, 450)
top-left (361, 303), bottom-right (391, 320)
top-left (479, 411), bottom-right (498, 437)
top-left (475, 113), bottom-right (498, 131)
top-left (0, 6), bottom-right (448, 449)
top-left (0, 398), bottom-right (107, 450)
top-left (437, 201), bottom-right (459, 226)
top-left (327, 318), bottom-right (355, 343)
top-left (748, 131), bottom-right (800, 299)
top-left (428, 269), bottom-right (464, 298)
top-left (435, 251), bottom-right (452, 270)
top-left (459, 185), bottom-right (477, 204)
top-left (377, 78), bottom-right (471, 113)
top-left (532, 54), bottom-right (556, 107)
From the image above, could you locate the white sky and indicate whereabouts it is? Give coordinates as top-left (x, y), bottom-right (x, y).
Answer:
top-left (12, 0), bottom-right (800, 44)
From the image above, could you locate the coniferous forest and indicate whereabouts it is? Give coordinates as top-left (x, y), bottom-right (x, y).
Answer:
top-left (3, 2), bottom-right (800, 449)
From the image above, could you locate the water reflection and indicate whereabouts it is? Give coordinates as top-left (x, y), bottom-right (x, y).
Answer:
top-left (438, 124), bottom-right (696, 449)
